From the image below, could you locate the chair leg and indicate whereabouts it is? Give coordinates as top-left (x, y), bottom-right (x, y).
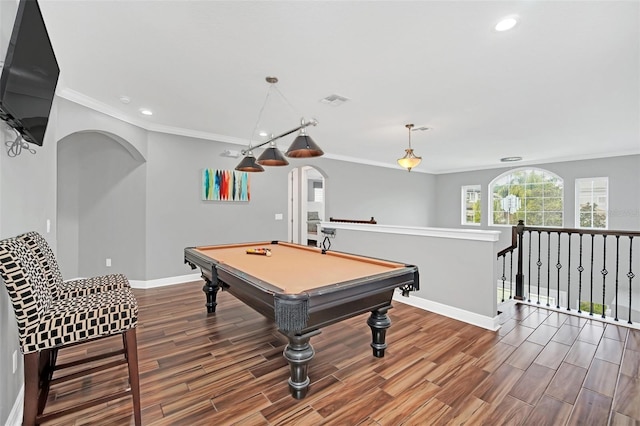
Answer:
top-left (122, 333), bottom-right (128, 360)
top-left (124, 329), bottom-right (142, 426)
top-left (37, 348), bottom-right (57, 415)
top-left (23, 352), bottom-right (39, 426)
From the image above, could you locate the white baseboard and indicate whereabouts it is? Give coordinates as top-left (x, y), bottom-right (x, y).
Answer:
top-left (5, 385), bottom-right (23, 426)
top-left (129, 273), bottom-right (202, 289)
top-left (393, 291), bottom-right (501, 331)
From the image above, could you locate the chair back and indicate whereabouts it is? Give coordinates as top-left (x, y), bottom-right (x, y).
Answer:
top-left (18, 231), bottom-right (64, 299)
top-left (0, 236), bottom-right (55, 351)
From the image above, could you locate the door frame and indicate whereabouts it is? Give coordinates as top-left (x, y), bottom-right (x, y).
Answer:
top-left (287, 166), bottom-right (327, 245)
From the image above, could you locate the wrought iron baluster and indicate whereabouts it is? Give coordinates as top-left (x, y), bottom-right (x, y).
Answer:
top-left (567, 232), bottom-right (572, 311)
top-left (556, 231), bottom-right (562, 309)
top-left (528, 231), bottom-right (532, 302)
top-left (590, 234), bottom-right (595, 316)
top-left (546, 231), bottom-right (551, 307)
top-left (601, 235), bottom-right (607, 319)
top-left (500, 255), bottom-right (506, 303)
top-left (628, 236), bottom-right (635, 324)
top-left (509, 251), bottom-right (513, 300)
top-left (615, 235), bottom-right (620, 321)
top-left (578, 234), bottom-right (584, 313)
top-left (536, 231), bottom-right (542, 304)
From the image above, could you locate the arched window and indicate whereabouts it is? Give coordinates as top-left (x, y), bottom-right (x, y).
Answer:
top-left (490, 168), bottom-right (564, 227)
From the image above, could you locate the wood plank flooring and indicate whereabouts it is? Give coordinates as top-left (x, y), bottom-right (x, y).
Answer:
top-left (41, 281), bottom-right (640, 425)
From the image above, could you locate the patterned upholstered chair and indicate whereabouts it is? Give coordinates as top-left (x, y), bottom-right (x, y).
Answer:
top-left (18, 231), bottom-right (130, 299)
top-left (0, 235), bottom-right (141, 426)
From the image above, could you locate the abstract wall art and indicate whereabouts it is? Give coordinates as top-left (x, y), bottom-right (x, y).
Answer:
top-left (202, 169), bottom-right (250, 201)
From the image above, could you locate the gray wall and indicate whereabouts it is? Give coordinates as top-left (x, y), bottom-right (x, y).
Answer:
top-left (433, 155), bottom-right (640, 320)
top-left (0, 118), bottom-right (58, 425)
top-left (313, 157), bottom-right (436, 227)
top-left (329, 228), bottom-right (500, 319)
top-left (57, 132), bottom-right (147, 279)
top-left (144, 132), bottom-right (292, 280)
top-left (143, 132), bottom-right (436, 280)
top-left (0, 3), bottom-right (58, 418)
top-left (433, 155), bottom-right (640, 250)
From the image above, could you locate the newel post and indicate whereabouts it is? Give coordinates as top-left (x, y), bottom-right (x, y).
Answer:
top-left (515, 220), bottom-right (525, 300)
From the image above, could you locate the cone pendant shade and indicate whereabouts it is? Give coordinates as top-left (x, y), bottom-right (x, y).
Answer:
top-left (285, 132), bottom-right (324, 158)
top-left (235, 152), bottom-right (265, 172)
top-left (256, 142), bottom-right (289, 166)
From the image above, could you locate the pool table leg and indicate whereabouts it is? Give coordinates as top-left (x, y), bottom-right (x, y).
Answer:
top-left (367, 306), bottom-right (392, 358)
top-left (201, 277), bottom-right (220, 313)
top-left (283, 330), bottom-right (321, 399)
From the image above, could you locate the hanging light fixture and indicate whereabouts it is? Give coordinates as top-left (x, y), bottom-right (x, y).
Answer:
top-left (285, 119), bottom-right (324, 158)
top-left (257, 136), bottom-right (289, 166)
top-left (397, 123), bottom-right (422, 172)
top-left (236, 76), bottom-right (322, 172)
top-left (235, 149), bottom-right (265, 172)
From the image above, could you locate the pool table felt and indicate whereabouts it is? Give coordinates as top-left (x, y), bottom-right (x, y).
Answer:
top-left (194, 242), bottom-right (406, 294)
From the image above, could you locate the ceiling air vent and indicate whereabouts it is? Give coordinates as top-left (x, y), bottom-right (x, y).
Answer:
top-left (320, 94), bottom-right (350, 106)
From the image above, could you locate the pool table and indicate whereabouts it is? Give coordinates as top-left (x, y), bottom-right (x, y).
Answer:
top-left (184, 241), bottom-right (419, 399)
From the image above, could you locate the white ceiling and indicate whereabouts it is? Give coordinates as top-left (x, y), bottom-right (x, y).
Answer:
top-left (38, 0), bottom-right (639, 174)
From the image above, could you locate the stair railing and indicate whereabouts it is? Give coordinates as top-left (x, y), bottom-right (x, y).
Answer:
top-left (497, 220), bottom-right (640, 324)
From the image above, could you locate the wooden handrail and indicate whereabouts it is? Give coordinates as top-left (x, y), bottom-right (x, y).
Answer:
top-left (329, 217), bottom-right (377, 224)
top-left (497, 221), bottom-right (640, 258)
top-left (496, 222), bottom-right (521, 258)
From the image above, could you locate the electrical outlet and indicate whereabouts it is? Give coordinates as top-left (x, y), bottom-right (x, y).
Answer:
top-left (106, 258), bottom-right (112, 267)
top-left (12, 350), bottom-right (17, 374)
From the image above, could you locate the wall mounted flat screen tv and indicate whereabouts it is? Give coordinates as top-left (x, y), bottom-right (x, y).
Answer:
top-left (0, 0), bottom-right (59, 146)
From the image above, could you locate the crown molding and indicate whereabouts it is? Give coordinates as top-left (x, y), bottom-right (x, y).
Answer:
top-left (56, 88), bottom-right (250, 146)
top-left (56, 89), bottom-right (639, 175)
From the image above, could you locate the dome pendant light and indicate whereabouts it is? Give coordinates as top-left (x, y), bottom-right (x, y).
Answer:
top-left (397, 124), bottom-right (422, 171)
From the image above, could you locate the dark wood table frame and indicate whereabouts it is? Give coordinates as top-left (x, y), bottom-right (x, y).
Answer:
top-left (184, 241), bottom-right (419, 399)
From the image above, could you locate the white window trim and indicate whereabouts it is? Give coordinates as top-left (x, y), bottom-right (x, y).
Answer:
top-left (489, 167), bottom-right (564, 228)
top-left (461, 185), bottom-right (482, 226)
top-left (575, 177), bottom-right (608, 230)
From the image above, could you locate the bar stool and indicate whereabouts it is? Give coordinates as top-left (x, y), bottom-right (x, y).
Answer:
top-left (18, 231), bottom-right (130, 299)
top-left (0, 235), bottom-right (141, 426)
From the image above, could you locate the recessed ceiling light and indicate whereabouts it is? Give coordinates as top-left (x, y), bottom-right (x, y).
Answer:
top-left (119, 96), bottom-right (131, 104)
top-left (139, 108), bottom-right (153, 116)
top-left (259, 131), bottom-right (268, 137)
top-left (501, 156), bottom-right (523, 162)
top-left (495, 16), bottom-right (518, 32)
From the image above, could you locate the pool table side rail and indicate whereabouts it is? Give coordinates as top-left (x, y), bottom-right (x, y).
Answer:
top-left (217, 262), bottom-right (417, 333)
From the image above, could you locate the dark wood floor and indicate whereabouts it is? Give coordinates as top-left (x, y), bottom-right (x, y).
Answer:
top-left (41, 281), bottom-right (640, 425)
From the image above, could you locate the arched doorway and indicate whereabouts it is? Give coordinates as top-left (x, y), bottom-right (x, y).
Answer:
top-left (57, 130), bottom-right (146, 279)
top-left (287, 166), bottom-right (327, 246)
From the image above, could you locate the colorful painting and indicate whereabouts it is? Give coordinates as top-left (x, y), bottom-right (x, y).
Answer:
top-left (202, 169), bottom-right (250, 201)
